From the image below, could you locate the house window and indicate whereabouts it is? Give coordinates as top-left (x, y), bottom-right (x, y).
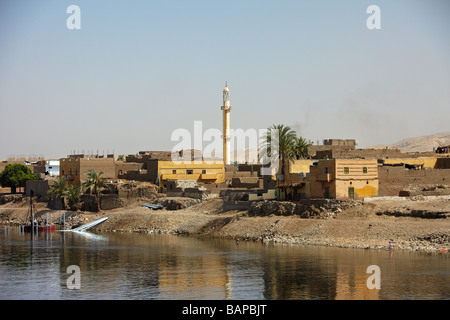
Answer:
top-left (202, 169), bottom-right (206, 174)
top-left (344, 167), bottom-right (349, 174)
top-left (172, 170), bottom-right (177, 174)
top-left (324, 167), bottom-right (328, 174)
top-left (363, 167), bottom-right (368, 174)
top-left (186, 170), bottom-right (193, 174)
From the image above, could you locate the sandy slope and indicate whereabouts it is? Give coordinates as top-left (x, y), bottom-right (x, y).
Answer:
top-left (1, 197), bottom-right (449, 253)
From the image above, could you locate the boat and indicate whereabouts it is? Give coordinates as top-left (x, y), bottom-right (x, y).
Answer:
top-left (23, 224), bottom-right (56, 232)
top-left (140, 203), bottom-right (163, 210)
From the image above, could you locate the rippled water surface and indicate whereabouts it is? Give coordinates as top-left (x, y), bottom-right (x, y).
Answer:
top-left (0, 228), bottom-right (449, 300)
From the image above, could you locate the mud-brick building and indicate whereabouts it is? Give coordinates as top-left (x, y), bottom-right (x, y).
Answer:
top-left (149, 160), bottom-right (225, 188)
top-left (276, 159), bottom-right (315, 201)
top-left (310, 159), bottom-right (378, 200)
top-left (60, 155), bottom-right (141, 186)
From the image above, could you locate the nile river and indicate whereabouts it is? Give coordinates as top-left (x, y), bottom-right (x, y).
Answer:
top-left (0, 228), bottom-right (449, 300)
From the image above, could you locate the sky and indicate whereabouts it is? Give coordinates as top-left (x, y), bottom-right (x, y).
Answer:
top-left (0, 0), bottom-right (449, 160)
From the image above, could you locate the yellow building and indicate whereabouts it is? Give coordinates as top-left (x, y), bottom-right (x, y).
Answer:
top-left (310, 159), bottom-right (378, 200)
top-left (148, 160), bottom-right (225, 187)
top-left (383, 157), bottom-right (438, 169)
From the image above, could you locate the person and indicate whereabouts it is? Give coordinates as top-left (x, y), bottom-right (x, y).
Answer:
top-left (389, 239), bottom-right (394, 250)
top-left (236, 238), bottom-right (240, 245)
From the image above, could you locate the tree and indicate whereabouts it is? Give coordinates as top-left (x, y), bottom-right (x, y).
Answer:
top-left (82, 169), bottom-right (107, 212)
top-left (0, 163), bottom-right (38, 194)
top-left (47, 177), bottom-right (69, 210)
top-left (294, 136), bottom-right (312, 159)
top-left (261, 124), bottom-right (297, 174)
top-left (66, 185), bottom-right (83, 211)
top-left (260, 124), bottom-right (298, 200)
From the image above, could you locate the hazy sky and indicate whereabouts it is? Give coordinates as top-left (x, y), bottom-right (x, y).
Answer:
top-left (1, 0), bottom-right (449, 160)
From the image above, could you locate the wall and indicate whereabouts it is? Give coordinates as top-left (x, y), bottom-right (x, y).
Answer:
top-left (378, 166), bottom-right (450, 196)
top-left (231, 177), bottom-right (262, 188)
top-left (25, 180), bottom-right (49, 201)
top-left (60, 157), bottom-right (116, 186)
top-left (157, 161), bottom-right (225, 184)
top-left (383, 157), bottom-right (438, 169)
top-left (115, 161), bottom-right (143, 177)
top-left (436, 157), bottom-right (450, 169)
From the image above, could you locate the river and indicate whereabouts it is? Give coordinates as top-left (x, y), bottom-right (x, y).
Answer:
top-left (0, 227), bottom-right (449, 300)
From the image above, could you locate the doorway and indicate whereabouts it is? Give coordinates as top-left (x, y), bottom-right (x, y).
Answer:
top-left (348, 187), bottom-right (354, 200)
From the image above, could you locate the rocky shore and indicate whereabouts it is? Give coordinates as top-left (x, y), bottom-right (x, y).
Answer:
top-left (1, 195), bottom-right (449, 253)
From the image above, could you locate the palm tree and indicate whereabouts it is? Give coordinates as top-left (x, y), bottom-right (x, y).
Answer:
top-left (82, 169), bottom-right (107, 212)
top-left (294, 136), bottom-right (312, 159)
top-left (260, 124), bottom-right (297, 200)
top-left (66, 185), bottom-right (83, 211)
top-left (47, 177), bottom-right (68, 209)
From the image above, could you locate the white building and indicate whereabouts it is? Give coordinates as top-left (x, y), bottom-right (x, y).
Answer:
top-left (46, 160), bottom-right (60, 177)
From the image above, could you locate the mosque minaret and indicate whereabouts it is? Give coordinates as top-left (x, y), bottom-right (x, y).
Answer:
top-left (221, 82), bottom-right (232, 165)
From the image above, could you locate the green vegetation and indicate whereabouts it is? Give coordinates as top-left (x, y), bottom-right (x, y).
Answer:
top-left (261, 124), bottom-right (312, 199)
top-left (261, 124), bottom-right (311, 173)
top-left (294, 136), bottom-right (312, 160)
top-left (66, 185), bottom-right (83, 211)
top-left (47, 177), bottom-right (69, 210)
top-left (47, 169), bottom-right (107, 211)
top-left (0, 163), bottom-right (39, 194)
top-left (82, 169), bottom-right (108, 212)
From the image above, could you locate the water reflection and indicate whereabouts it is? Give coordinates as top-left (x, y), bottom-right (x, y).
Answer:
top-left (0, 228), bottom-right (449, 300)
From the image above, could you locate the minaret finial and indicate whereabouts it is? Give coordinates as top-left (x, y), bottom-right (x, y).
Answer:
top-left (225, 81), bottom-right (227, 88)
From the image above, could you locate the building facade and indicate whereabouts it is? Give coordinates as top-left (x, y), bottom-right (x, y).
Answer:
top-left (60, 156), bottom-right (141, 186)
top-left (276, 159), bottom-right (315, 200)
top-left (149, 160), bottom-right (225, 188)
top-left (310, 159), bottom-right (378, 200)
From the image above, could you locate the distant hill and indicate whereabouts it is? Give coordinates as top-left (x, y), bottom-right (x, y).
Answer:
top-left (371, 132), bottom-right (450, 153)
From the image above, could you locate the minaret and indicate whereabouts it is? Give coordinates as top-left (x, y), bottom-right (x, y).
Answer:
top-left (221, 82), bottom-right (232, 165)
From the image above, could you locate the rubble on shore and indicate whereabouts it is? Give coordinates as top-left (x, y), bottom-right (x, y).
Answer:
top-left (1, 195), bottom-right (449, 253)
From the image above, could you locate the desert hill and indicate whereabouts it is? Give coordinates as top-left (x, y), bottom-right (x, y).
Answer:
top-left (371, 132), bottom-right (450, 153)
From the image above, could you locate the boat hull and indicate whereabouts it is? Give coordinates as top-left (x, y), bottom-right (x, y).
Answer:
top-left (23, 225), bottom-right (56, 232)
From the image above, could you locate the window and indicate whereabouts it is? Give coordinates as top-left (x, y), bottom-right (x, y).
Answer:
top-left (186, 170), bottom-right (193, 174)
top-left (363, 167), bottom-right (368, 174)
top-left (344, 167), bottom-right (349, 174)
top-left (172, 170), bottom-right (176, 174)
top-left (324, 167), bottom-right (328, 174)
top-left (202, 170), bottom-right (206, 174)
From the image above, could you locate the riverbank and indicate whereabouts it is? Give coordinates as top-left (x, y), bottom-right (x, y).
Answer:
top-left (1, 196), bottom-right (449, 253)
